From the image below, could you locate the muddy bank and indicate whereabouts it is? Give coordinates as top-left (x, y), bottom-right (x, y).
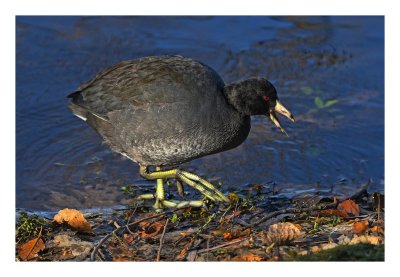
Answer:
top-left (16, 181), bottom-right (384, 261)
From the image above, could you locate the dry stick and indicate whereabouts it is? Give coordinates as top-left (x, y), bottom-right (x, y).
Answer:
top-left (206, 237), bottom-right (210, 261)
top-left (98, 249), bottom-right (107, 261)
top-left (90, 208), bottom-right (185, 261)
top-left (250, 202), bottom-right (337, 227)
top-left (126, 205), bottom-right (138, 235)
top-left (196, 237), bottom-right (248, 254)
top-left (156, 218), bottom-right (170, 262)
top-left (91, 213), bottom-right (165, 261)
top-left (90, 232), bottom-right (115, 261)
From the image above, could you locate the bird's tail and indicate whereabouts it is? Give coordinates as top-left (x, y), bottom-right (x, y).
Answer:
top-left (67, 91), bottom-right (88, 121)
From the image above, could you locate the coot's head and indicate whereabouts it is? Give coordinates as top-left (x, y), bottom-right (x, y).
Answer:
top-left (225, 78), bottom-right (295, 134)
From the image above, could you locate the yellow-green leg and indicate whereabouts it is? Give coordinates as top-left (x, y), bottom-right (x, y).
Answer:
top-left (137, 165), bottom-right (230, 209)
top-left (153, 167), bottom-right (165, 209)
top-left (176, 179), bottom-right (184, 198)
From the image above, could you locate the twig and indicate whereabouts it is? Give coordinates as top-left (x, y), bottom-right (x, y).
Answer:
top-left (248, 209), bottom-right (266, 221)
top-left (126, 207), bottom-right (186, 228)
top-left (235, 218), bottom-right (252, 227)
top-left (98, 249), bottom-right (106, 261)
top-left (126, 205), bottom-right (138, 235)
top-left (156, 218), bottom-right (169, 262)
top-left (90, 232), bottom-right (115, 261)
top-left (196, 237), bottom-right (248, 254)
top-left (91, 213), bottom-right (166, 261)
top-left (90, 207), bottom-right (185, 261)
top-left (206, 237), bottom-right (210, 261)
top-left (251, 202), bottom-right (337, 227)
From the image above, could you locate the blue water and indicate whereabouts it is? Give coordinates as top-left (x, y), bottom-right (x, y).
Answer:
top-left (16, 16), bottom-right (384, 210)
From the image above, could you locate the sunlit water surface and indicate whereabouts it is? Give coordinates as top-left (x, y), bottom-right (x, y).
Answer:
top-left (16, 16), bottom-right (384, 210)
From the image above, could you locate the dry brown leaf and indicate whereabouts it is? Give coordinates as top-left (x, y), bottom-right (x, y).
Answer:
top-left (223, 228), bottom-right (251, 241)
top-left (222, 211), bottom-right (241, 224)
top-left (317, 209), bottom-right (349, 218)
top-left (54, 208), bottom-right (93, 234)
top-left (180, 231), bottom-right (195, 237)
top-left (211, 228), bottom-right (226, 236)
top-left (231, 253), bottom-right (263, 261)
top-left (338, 200), bottom-right (360, 216)
top-left (350, 235), bottom-right (383, 245)
top-left (113, 256), bottom-right (131, 261)
top-left (261, 222), bottom-right (302, 245)
top-left (370, 226), bottom-right (384, 235)
top-left (18, 237), bottom-right (45, 261)
top-left (352, 220), bottom-right (369, 234)
top-left (123, 234), bottom-right (134, 244)
top-left (268, 256), bottom-right (280, 261)
top-left (49, 233), bottom-right (93, 260)
top-left (108, 238), bottom-right (135, 261)
top-left (54, 208), bottom-right (93, 233)
top-left (138, 221), bottom-right (165, 238)
top-left (175, 248), bottom-right (188, 260)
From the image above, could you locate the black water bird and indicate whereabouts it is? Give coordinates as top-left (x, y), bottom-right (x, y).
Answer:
top-left (68, 55), bottom-right (295, 209)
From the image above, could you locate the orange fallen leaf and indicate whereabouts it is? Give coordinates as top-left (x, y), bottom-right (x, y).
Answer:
top-left (338, 200), bottom-right (360, 216)
top-left (223, 228), bottom-right (251, 241)
top-left (180, 231), bottom-right (195, 237)
top-left (231, 254), bottom-right (263, 261)
top-left (108, 240), bottom-right (134, 261)
top-left (54, 208), bottom-right (93, 234)
top-left (175, 248), bottom-right (188, 260)
top-left (370, 226), bottom-right (384, 235)
top-left (317, 209), bottom-right (349, 218)
top-left (123, 234), bottom-right (134, 244)
top-left (269, 256), bottom-right (280, 261)
top-left (352, 220), bottom-right (369, 234)
top-left (138, 221), bottom-right (165, 238)
top-left (113, 256), bottom-right (131, 261)
top-left (18, 237), bottom-right (45, 261)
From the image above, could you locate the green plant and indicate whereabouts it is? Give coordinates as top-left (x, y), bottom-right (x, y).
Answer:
top-left (16, 211), bottom-right (49, 244)
top-left (314, 97), bottom-right (339, 109)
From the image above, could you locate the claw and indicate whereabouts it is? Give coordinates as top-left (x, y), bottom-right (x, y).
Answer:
top-left (138, 165), bottom-right (230, 209)
top-left (176, 179), bottom-right (185, 198)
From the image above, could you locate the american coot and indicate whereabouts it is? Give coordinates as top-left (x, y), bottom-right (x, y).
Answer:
top-left (68, 55), bottom-right (294, 209)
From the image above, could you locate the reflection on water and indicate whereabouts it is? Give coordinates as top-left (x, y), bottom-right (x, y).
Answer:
top-left (16, 16), bottom-right (384, 210)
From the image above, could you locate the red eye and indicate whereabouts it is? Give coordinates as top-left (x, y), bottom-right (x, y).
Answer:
top-left (263, 96), bottom-right (270, 102)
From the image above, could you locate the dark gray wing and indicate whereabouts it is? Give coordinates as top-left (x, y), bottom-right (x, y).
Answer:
top-left (68, 55), bottom-right (225, 118)
top-left (68, 55), bottom-right (227, 160)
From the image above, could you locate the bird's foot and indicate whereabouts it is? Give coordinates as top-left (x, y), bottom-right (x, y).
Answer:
top-left (136, 194), bottom-right (204, 209)
top-left (176, 170), bottom-right (229, 202)
top-left (138, 165), bottom-right (230, 209)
